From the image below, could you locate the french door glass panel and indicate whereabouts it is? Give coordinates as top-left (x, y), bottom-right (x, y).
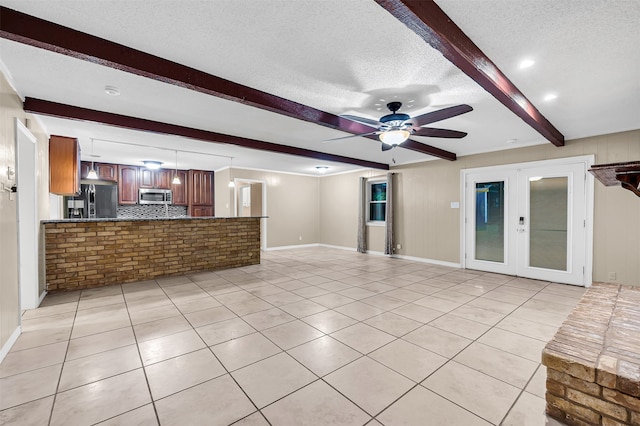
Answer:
top-left (475, 181), bottom-right (505, 263)
top-left (529, 176), bottom-right (568, 271)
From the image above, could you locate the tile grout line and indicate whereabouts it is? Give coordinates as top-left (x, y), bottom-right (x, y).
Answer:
top-left (46, 288), bottom-right (83, 426)
top-left (125, 279), bottom-right (170, 426)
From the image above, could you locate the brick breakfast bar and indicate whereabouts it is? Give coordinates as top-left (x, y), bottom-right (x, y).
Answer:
top-left (42, 217), bottom-right (261, 292)
top-left (543, 283), bottom-right (640, 425)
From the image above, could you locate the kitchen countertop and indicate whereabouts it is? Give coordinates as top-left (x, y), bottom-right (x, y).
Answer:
top-left (42, 216), bottom-right (268, 223)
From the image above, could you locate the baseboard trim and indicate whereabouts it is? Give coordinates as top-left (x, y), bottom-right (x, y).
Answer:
top-left (264, 243), bottom-right (321, 251)
top-left (0, 326), bottom-right (21, 364)
top-left (391, 254), bottom-right (461, 269)
top-left (316, 244), bottom-right (356, 252)
top-left (265, 243), bottom-right (461, 269)
top-left (38, 290), bottom-right (47, 307)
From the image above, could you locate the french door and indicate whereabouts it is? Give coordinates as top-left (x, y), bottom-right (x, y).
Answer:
top-left (463, 158), bottom-right (592, 286)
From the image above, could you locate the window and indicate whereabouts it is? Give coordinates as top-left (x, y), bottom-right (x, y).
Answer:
top-left (368, 180), bottom-right (387, 222)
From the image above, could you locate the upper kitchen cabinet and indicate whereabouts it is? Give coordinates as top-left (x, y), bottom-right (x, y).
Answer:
top-left (81, 161), bottom-right (117, 181)
top-left (171, 170), bottom-right (188, 206)
top-left (156, 169), bottom-right (172, 189)
top-left (49, 135), bottom-right (81, 195)
top-left (139, 168), bottom-right (172, 189)
top-left (188, 170), bottom-right (214, 216)
top-left (96, 163), bottom-right (118, 181)
top-left (118, 165), bottom-right (138, 204)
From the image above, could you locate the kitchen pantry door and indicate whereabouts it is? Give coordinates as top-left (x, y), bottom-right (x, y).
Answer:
top-left (462, 157), bottom-right (593, 286)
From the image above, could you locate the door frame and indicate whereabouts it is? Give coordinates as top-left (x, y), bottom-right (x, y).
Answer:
top-left (460, 155), bottom-right (595, 286)
top-left (233, 178), bottom-right (267, 250)
top-left (15, 118), bottom-right (43, 309)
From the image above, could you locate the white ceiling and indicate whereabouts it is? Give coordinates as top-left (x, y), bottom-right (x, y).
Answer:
top-left (0, 0), bottom-right (638, 175)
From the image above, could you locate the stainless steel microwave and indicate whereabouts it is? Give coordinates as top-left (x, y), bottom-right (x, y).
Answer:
top-left (139, 188), bottom-right (172, 204)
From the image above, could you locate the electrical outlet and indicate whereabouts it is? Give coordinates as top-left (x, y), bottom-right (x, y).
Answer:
top-left (299, 236), bottom-right (302, 241)
top-left (397, 243), bottom-right (402, 249)
top-left (608, 272), bottom-right (617, 281)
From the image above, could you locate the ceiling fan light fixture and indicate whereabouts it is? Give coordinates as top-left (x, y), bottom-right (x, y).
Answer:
top-left (143, 160), bottom-right (162, 170)
top-left (379, 130), bottom-right (410, 146)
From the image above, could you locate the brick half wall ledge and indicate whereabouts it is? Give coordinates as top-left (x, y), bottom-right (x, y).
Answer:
top-left (43, 217), bottom-right (261, 292)
top-left (542, 283), bottom-right (640, 426)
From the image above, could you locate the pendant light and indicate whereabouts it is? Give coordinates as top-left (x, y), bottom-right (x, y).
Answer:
top-left (228, 157), bottom-right (235, 188)
top-left (172, 150), bottom-right (181, 185)
top-left (86, 138), bottom-right (98, 179)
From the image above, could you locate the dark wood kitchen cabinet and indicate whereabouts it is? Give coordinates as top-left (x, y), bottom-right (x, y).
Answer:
top-left (190, 206), bottom-right (213, 217)
top-left (188, 170), bottom-right (214, 216)
top-left (96, 163), bottom-right (117, 181)
top-left (139, 168), bottom-right (172, 189)
top-left (80, 161), bottom-right (91, 179)
top-left (171, 170), bottom-right (188, 206)
top-left (118, 165), bottom-right (138, 204)
top-left (49, 135), bottom-right (81, 195)
top-left (81, 161), bottom-right (117, 181)
top-left (156, 169), bottom-right (172, 189)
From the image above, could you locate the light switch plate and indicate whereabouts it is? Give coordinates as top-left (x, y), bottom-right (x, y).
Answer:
top-left (7, 166), bottom-right (15, 181)
top-left (450, 202), bottom-right (460, 209)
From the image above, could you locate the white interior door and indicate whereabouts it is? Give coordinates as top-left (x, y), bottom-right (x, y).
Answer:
top-left (516, 163), bottom-right (586, 285)
top-left (16, 119), bottom-right (41, 309)
top-left (464, 158), bottom-right (591, 286)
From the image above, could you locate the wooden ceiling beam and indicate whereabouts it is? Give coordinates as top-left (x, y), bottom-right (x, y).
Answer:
top-left (23, 98), bottom-right (390, 170)
top-left (375, 0), bottom-right (565, 147)
top-left (1, 6), bottom-right (456, 161)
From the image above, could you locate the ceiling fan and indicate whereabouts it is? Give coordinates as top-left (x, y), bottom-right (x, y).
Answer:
top-left (333, 102), bottom-right (473, 151)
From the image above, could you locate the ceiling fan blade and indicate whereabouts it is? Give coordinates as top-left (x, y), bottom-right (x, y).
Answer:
top-left (412, 127), bottom-right (468, 139)
top-left (340, 115), bottom-right (381, 128)
top-left (322, 130), bottom-right (381, 143)
top-left (410, 104), bottom-right (473, 127)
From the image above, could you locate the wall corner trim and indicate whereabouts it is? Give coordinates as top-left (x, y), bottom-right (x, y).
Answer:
top-left (0, 326), bottom-right (22, 364)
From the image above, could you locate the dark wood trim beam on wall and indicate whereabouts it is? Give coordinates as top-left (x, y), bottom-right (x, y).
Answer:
top-left (23, 98), bottom-right (389, 170)
top-left (375, 0), bottom-right (565, 147)
top-left (0, 6), bottom-right (455, 161)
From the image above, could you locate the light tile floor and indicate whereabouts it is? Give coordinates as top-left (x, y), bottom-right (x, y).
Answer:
top-left (0, 247), bottom-right (584, 425)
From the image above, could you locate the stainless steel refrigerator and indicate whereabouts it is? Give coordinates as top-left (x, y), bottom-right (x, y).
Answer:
top-left (82, 183), bottom-right (118, 218)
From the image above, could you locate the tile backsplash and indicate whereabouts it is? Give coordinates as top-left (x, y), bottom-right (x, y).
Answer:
top-left (117, 204), bottom-right (188, 219)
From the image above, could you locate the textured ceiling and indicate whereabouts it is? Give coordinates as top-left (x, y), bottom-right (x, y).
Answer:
top-left (0, 0), bottom-right (638, 175)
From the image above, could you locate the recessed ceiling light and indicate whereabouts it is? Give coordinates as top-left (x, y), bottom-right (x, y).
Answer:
top-left (519, 59), bottom-right (535, 69)
top-left (544, 93), bottom-right (558, 101)
top-left (315, 166), bottom-right (329, 174)
top-left (104, 86), bottom-right (120, 96)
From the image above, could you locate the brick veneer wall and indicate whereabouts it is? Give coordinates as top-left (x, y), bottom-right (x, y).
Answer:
top-left (542, 283), bottom-right (640, 426)
top-left (43, 218), bottom-right (261, 292)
